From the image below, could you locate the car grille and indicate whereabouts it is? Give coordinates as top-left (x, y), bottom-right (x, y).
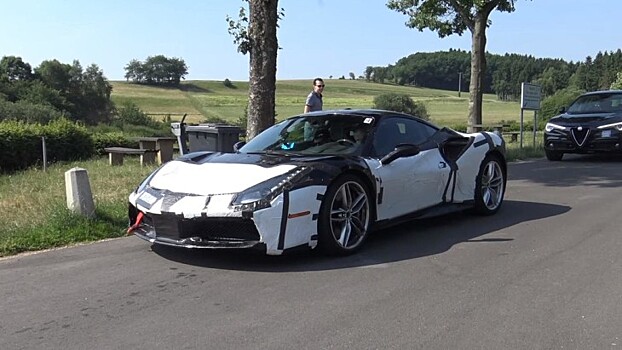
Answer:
top-left (144, 213), bottom-right (260, 242)
top-left (570, 128), bottom-right (590, 146)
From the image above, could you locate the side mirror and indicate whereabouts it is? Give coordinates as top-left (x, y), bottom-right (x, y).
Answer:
top-left (380, 144), bottom-right (420, 165)
top-left (233, 141), bottom-right (246, 152)
top-left (558, 106), bottom-right (566, 113)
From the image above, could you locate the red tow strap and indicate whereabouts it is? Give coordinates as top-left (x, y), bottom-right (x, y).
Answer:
top-left (127, 211), bottom-right (144, 235)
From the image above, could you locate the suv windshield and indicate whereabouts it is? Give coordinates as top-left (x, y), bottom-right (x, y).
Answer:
top-left (566, 92), bottom-right (622, 115)
top-left (239, 114), bottom-right (375, 155)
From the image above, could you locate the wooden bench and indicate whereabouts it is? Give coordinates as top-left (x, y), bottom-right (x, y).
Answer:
top-left (104, 147), bottom-right (157, 166)
top-left (502, 131), bottom-right (520, 143)
top-left (134, 136), bottom-right (177, 164)
top-left (468, 124), bottom-right (506, 134)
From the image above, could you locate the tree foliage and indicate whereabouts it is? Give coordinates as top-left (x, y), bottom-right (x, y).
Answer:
top-left (123, 55), bottom-right (188, 86)
top-left (0, 56), bottom-right (113, 124)
top-left (367, 49), bottom-right (622, 101)
top-left (387, 0), bottom-right (519, 131)
top-left (539, 87), bottom-right (583, 124)
top-left (611, 72), bottom-right (622, 90)
top-left (373, 93), bottom-right (430, 120)
top-left (115, 101), bottom-right (157, 127)
top-left (0, 56), bottom-right (33, 81)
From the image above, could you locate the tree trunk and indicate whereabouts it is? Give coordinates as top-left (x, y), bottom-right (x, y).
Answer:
top-left (246, 0), bottom-right (279, 140)
top-left (467, 15), bottom-right (487, 133)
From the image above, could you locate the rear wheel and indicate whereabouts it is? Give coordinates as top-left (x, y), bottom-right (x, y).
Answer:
top-left (473, 154), bottom-right (505, 215)
top-left (545, 149), bottom-right (564, 161)
top-left (318, 174), bottom-right (371, 255)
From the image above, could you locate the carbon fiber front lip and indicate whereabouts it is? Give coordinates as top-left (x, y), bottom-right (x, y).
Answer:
top-left (132, 227), bottom-right (262, 249)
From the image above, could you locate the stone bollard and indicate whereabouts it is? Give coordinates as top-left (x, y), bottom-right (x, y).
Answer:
top-left (65, 167), bottom-right (95, 218)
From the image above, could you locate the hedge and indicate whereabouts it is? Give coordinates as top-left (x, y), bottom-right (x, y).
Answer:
top-left (0, 119), bottom-right (94, 172)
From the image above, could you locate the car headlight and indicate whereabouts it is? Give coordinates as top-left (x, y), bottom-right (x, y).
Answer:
top-left (230, 167), bottom-right (309, 212)
top-left (545, 123), bottom-right (567, 132)
top-left (596, 122), bottom-right (622, 131)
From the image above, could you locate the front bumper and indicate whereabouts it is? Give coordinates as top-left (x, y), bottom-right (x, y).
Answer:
top-left (544, 129), bottom-right (622, 153)
top-left (127, 184), bottom-right (326, 255)
top-left (129, 205), bottom-right (264, 249)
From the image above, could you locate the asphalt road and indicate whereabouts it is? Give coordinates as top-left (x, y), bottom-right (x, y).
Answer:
top-left (2, 154), bottom-right (622, 350)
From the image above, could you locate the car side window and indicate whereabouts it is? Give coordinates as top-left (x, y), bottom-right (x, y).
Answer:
top-left (372, 116), bottom-right (437, 157)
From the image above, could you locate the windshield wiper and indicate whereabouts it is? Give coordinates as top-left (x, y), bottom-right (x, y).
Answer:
top-left (245, 150), bottom-right (305, 156)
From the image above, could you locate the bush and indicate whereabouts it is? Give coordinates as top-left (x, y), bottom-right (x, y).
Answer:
top-left (540, 87), bottom-right (583, 122)
top-left (223, 78), bottom-right (235, 88)
top-left (0, 99), bottom-right (64, 124)
top-left (201, 116), bottom-right (230, 124)
top-left (0, 118), bottom-right (94, 172)
top-left (115, 102), bottom-right (156, 127)
top-left (91, 132), bottom-right (137, 155)
top-left (373, 93), bottom-right (430, 120)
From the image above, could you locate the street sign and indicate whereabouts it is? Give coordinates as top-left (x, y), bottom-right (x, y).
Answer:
top-left (521, 82), bottom-right (542, 110)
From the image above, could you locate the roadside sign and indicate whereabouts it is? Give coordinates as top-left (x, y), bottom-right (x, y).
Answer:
top-left (521, 82), bottom-right (542, 110)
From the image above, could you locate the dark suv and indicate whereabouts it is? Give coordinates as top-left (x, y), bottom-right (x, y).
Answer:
top-left (544, 90), bottom-right (622, 161)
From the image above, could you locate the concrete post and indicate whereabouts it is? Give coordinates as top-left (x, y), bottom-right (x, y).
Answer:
top-left (65, 167), bottom-right (95, 218)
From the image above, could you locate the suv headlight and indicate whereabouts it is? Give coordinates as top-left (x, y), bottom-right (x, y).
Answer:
top-left (230, 167), bottom-right (309, 212)
top-left (597, 122), bottom-right (622, 131)
top-left (545, 123), bottom-right (567, 132)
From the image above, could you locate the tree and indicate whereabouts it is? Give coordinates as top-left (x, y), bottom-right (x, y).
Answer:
top-left (0, 56), bottom-right (33, 81)
top-left (373, 92), bottom-right (430, 120)
top-left (78, 64), bottom-right (114, 123)
top-left (35, 59), bottom-right (72, 93)
top-left (387, 0), bottom-right (520, 132)
top-left (124, 59), bottom-right (143, 82)
top-left (227, 0), bottom-right (283, 139)
top-left (349, 72), bottom-right (356, 80)
top-left (611, 72), bottom-right (622, 90)
top-left (34, 59), bottom-right (113, 123)
top-left (123, 56), bottom-right (188, 85)
top-left (364, 66), bottom-right (373, 81)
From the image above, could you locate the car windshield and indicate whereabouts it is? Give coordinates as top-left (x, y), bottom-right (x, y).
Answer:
top-left (566, 92), bottom-right (622, 115)
top-left (239, 114), bottom-right (375, 155)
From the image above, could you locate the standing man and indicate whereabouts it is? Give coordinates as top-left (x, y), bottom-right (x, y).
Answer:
top-left (304, 78), bottom-right (324, 113)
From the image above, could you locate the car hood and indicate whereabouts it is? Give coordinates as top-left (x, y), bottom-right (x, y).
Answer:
top-left (549, 112), bottom-right (622, 126)
top-left (147, 152), bottom-right (334, 196)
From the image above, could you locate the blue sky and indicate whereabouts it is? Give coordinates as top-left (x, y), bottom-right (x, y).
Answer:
top-left (1, 0), bottom-right (620, 81)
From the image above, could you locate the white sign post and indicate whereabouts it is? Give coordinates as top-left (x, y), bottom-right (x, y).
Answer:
top-left (520, 83), bottom-right (542, 149)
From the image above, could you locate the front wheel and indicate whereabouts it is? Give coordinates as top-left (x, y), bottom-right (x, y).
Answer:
top-left (545, 149), bottom-right (564, 161)
top-left (473, 154), bottom-right (505, 215)
top-left (318, 174), bottom-right (372, 255)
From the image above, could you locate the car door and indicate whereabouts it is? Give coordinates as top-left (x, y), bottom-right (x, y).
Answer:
top-left (369, 116), bottom-right (450, 221)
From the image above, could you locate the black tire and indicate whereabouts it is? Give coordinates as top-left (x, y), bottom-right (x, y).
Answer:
top-left (473, 154), bottom-right (506, 215)
top-left (318, 174), bottom-right (372, 255)
top-left (545, 149), bottom-right (564, 161)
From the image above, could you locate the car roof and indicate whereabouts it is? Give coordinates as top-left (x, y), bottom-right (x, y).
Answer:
top-left (580, 90), bottom-right (622, 96)
top-left (290, 108), bottom-right (430, 123)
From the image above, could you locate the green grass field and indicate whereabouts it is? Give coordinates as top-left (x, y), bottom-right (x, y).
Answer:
top-left (111, 79), bottom-right (522, 126)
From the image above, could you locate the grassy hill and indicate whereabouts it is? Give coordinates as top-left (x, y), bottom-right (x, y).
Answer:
top-left (110, 79), bottom-right (521, 126)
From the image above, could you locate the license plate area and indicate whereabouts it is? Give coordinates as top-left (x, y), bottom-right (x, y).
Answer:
top-left (151, 214), bottom-right (183, 239)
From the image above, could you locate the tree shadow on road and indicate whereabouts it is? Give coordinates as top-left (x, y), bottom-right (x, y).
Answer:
top-left (151, 200), bottom-right (570, 272)
top-left (510, 154), bottom-right (622, 188)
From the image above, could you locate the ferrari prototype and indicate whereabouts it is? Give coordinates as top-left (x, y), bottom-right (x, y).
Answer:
top-left (127, 109), bottom-right (507, 255)
top-left (544, 90), bottom-right (622, 161)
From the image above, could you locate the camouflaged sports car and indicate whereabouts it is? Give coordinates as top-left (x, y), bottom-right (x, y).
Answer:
top-left (127, 109), bottom-right (506, 256)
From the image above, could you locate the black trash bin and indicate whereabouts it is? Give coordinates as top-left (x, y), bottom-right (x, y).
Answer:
top-left (185, 124), bottom-right (242, 153)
